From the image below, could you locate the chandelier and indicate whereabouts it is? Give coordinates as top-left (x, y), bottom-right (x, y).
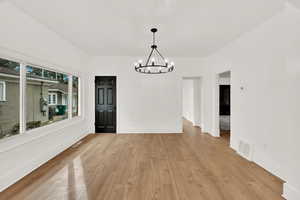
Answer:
top-left (134, 28), bottom-right (174, 74)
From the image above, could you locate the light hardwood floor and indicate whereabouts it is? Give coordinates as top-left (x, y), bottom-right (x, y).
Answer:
top-left (0, 120), bottom-right (284, 200)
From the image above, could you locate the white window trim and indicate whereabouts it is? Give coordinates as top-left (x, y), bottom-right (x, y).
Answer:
top-left (0, 80), bottom-right (6, 101)
top-left (68, 75), bottom-right (73, 119)
top-left (20, 63), bottom-right (26, 133)
top-left (48, 92), bottom-right (57, 105)
top-left (77, 77), bottom-right (81, 117)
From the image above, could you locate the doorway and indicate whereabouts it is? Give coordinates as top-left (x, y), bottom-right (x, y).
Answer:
top-left (182, 77), bottom-right (203, 133)
top-left (218, 71), bottom-right (231, 143)
top-left (95, 76), bottom-right (116, 133)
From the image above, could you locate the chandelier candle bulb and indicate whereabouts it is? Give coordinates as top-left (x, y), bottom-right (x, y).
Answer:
top-left (165, 59), bottom-right (169, 65)
top-left (134, 28), bottom-right (174, 74)
top-left (151, 58), bottom-right (155, 66)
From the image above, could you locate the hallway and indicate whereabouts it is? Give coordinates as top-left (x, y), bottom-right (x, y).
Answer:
top-left (0, 120), bottom-right (284, 200)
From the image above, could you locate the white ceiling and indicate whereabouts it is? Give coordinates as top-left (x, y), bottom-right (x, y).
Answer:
top-left (9, 0), bottom-right (285, 57)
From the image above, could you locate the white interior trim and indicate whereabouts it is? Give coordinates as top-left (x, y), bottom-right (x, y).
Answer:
top-left (0, 46), bottom-right (81, 77)
top-left (68, 75), bottom-right (72, 119)
top-left (283, 182), bottom-right (300, 200)
top-left (212, 73), bottom-right (220, 137)
top-left (20, 63), bottom-right (26, 133)
top-left (77, 76), bottom-right (81, 117)
top-left (212, 70), bottom-right (231, 138)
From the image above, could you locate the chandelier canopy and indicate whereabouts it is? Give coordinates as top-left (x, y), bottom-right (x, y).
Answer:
top-left (134, 28), bottom-right (174, 74)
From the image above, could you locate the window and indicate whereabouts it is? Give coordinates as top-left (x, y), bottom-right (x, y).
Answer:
top-left (48, 93), bottom-right (57, 105)
top-left (72, 76), bottom-right (79, 117)
top-left (0, 81), bottom-right (6, 101)
top-left (0, 58), bottom-right (20, 139)
top-left (26, 65), bottom-right (69, 131)
top-left (0, 56), bottom-right (80, 140)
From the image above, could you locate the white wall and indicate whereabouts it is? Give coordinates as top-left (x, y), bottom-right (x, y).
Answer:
top-left (0, 2), bottom-right (90, 191)
top-left (88, 56), bottom-right (182, 133)
top-left (86, 57), bottom-right (204, 134)
top-left (182, 79), bottom-right (194, 122)
top-left (199, 3), bottom-right (300, 199)
top-left (218, 77), bottom-right (231, 85)
top-left (193, 78), bottom-right (202, 127)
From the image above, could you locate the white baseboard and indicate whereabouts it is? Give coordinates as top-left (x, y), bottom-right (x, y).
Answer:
top-left (251, 146), bottom-right (285, 179)
top-left (209, 128), bottom-right (220, 137)
top-left (117, 130), bottom-right (183, 134)
top-left (205, 130), bottom-right (218, 137)
top-left (202, 126), bottom-right (209, 133)
top-left (283, 182), bottom-right (300, 200)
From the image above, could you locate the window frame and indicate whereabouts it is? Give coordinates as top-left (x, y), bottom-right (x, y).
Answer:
top-left (48, 92), bottom-right (58, 105)
top-left (0, 55), bottom-right (81, 145)
top-left (0, 80), bottom-right (6, 101)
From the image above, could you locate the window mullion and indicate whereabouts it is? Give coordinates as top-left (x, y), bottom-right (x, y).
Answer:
top-left (3, 81), bottom-right (6, 101)
top-left (19, 63), bottom-right (26, 133)
top-left (78, 77), bottom-right (81, 117)
top-left (68, 75), bottom-right (73, 119)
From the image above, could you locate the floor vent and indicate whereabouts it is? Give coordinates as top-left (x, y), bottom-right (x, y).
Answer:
top-left (238, 140), bottom-right (252, 160)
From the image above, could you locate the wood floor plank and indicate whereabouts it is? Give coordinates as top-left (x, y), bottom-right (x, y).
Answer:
top-left (0, 120), bottom-right (284, 200)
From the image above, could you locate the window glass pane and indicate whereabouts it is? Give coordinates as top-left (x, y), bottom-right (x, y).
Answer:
top-left (26, 65), bottom-right (68, 131)
top-left (0, 57), bottom-right (20, 139)
top-left (52, 94), bottom-right (56, 104)
top-left (72, 76), bottom-right (79, 117)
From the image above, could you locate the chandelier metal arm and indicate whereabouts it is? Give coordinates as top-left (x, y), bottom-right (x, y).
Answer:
top-left (154, 48), bottom-right (166, 61)
top-left (145, 48), bottom-right (154, 66)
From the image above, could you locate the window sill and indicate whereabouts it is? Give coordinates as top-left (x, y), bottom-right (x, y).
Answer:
top-left (0, 116), bottom-right (85, 153)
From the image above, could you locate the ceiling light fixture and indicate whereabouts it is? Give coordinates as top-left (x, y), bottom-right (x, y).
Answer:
top-left (134, 28), bottom-right (174, 74)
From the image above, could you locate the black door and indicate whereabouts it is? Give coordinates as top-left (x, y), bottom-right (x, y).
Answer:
top-left (219, 85), bottom-right (230, 115)
top-left (95, 76), bottom-right (116, 133)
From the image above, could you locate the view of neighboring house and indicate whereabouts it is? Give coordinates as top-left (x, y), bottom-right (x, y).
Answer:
top-left (0, 60), bottom-right (78, 139)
